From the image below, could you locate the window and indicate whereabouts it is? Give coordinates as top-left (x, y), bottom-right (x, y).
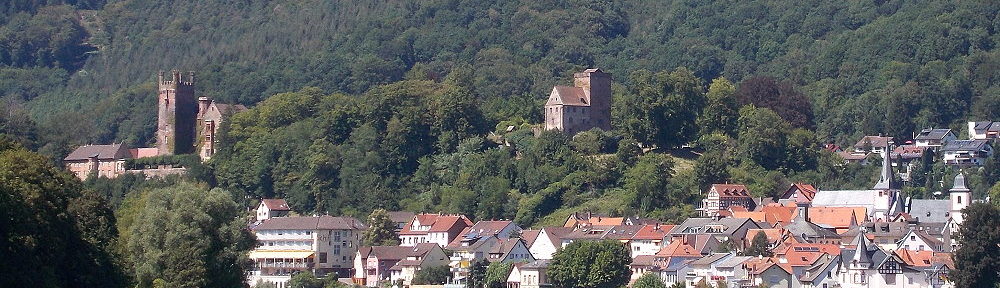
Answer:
top-left (334, 245), bottom-right (341, 255)
top-left (320, 252), bottom-right (328, 263)
top-left (957, 196), bottom-right (962, 204)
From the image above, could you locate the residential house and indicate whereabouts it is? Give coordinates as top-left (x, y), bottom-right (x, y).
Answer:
top-left (895, 250), bottom-right (954, 288)
top-left (515, 260), bottom-right (550, 288)
top-left (914, 129), bottom-right (957, 149)
top-left (486, 238), bottom-right (535, 263)
top-left (64, 143), bottom-right (131, 180)
top-left (781, 203), bottom-right (842, 245)
top-left (940, 139), bottom-right (993, 166)
top-left (897, 230), bottom-right (944, 252)
top-left (807, 206), bottom-right (864, 234)
top-left (797, 253), bottom-right (841, 288)
top-left (834, 232), bottom-right (928, 288)
top-left (462, 220), bottom-right (522, 240)
top-left (249, 216), bottom-right (365, 287)
top-left (701, 184), bottom-right (757, 218)
top-left (630, 224), bottom-right (674, 257)
top-left (399, 214), bottom-right (473, 247)
top-left (842, 222), bottom-right (911, 251)
top-left (526, 227), bottom-right (572, 260)
top-left (685, 253), bottom-right (735, 287)
top-left (388, 243), bottom-right (449, 286)
top-left (562, 212), bottom-right (638, 228)
top-left (967, 121), bottom-right (1000, 140)
top-left (745, 258), bottom-right (794, 288)
top-left (256, 199), bottom-right (290, 222)
top-left (670, 217), bottom-right (762, 248)
top-left (354, 246), bottom-right (422, 287)
top-left (891, 145), bottom-right (928, 181)
top-left (780, 183), bottom-right (818, 204)
top-left (854, 136), bottom-right (894, 154)
top-left (388, 211), bottom-right (416, 234)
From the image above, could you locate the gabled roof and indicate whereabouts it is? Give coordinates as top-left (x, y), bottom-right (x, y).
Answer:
top-left (688, 253), bottom-right (731, 266)
top-left (907, 199), bottom-right (951, 223)
top-left (603, 225), bottom-right (644, 240)
top-left (914, 129), bottom-right (954, 140)
top-left (632, 224), bottom-right (674, 240)
top-left (520, 230), bottom-right (541, 247)
top-left (972, 121), bottom-right (1000, 132)
top-left (941, 139), bottom-right (991, 152)
top-left (400, 214), bottom-right (473, 235)
top-left (812, 190), bottom-right (879, 212)
top-left (892, 145), bottom-right (927, 160)
top-left (260, 199), bottom-right (290, 211)
top-left (854, 136), bottom-right (893, 149)
top-left (545, 86), bottom-right (589, 106)
top-left (655, 240), bottom-right (702, 258)
top-left (900, 229), bottom-right (944, 247)
top-left (709, 184), bottom-right (752, 198)
top-left (256, 216), bottom-right (365, 230)
top-left (807, 207), bottom-right (862, 228)
top-left (387, 211), bottom-right (415, 224)
top-left (781, 183), bottom-right (817, 202)
top-left (465, 220), bottom-right (518, 238)
top-left (64, 143), bottom-right (130, 161)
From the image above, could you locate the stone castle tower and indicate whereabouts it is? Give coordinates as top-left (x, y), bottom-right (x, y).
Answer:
top-left (157, 70), bottom-right (198, 155)
top-left (544, 68), bottom-right (612, 135)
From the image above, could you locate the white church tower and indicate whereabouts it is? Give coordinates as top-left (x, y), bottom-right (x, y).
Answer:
top-left (950, 173), bottom-right (971, 225)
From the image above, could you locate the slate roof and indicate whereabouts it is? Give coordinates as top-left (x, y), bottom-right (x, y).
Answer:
top-left (521, 259), bottom-right (550, 269)
top-left (907, 199), bottom-right (951, 223)
top-left (387, 211), bottom-right (415, 224)
top-left (64, 143), bottom-right (130, 161)
top-left (941, 139), bottom-right (990, 152)
top-left (782, 218), bottom-right (840, 242)
top-left (971, 121), bottom-right (1000, 132)
top-left (256, 216), bottom-right (365, 230)
top-left (914, 129), bottom-right (953, 140)
top-left (812, 190), bottom-right (878, 212)
top-left (465, 221), bottom-right (517, 238)
top-left (716, 256), bottom-right (753, 268)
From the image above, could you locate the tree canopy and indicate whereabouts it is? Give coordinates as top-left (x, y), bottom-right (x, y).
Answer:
top-left (548, 240), bottom-right (631, 288)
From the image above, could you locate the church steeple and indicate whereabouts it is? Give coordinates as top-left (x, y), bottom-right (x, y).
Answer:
top-left (950, 173), bottom-right (971, 225)
top-left (873, 140), bottom-right (895, 190)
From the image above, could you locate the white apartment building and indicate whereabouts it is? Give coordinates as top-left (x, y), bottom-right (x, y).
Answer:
top-left (247, 216), bottom-right (366, 288)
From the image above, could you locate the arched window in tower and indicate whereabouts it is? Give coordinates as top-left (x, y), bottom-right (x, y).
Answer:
top-left (957, 196), bottom-right (962, 204)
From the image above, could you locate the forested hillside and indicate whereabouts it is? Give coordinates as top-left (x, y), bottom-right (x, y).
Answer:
top-left (1, 0), bottom-right (997, 151)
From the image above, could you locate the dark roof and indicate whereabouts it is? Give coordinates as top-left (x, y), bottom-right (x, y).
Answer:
top-left (212, 102), bottom-right (248, 114)
top-left (64, 143), bottom-right (130, 161)
top-left (256, 216), bottom-right (365, 230)
top-left (854, 136), bottom-right (893, 149)
top-left (783, 219), bottom-right (839, 241)
top-left (941, 139), bottom-right (990, 152)
top-left (387, 211), bottom-right (415, 224)
top-left (907, 199), bottom-right (951, 223)
top-left (914, 129), bottom-right (954, 140)
top-left (972, 121), bottom-right (1000, 132)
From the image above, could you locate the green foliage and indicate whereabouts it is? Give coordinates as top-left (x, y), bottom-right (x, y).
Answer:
top-left (952, 203), bottom-right (1000, 288)
top-left (698, 77), bottom-right (739, 137)
top-left (465, 259), bottom-right (489, 288)
top-left (624, 153), bottom-right (675, 214)
top-left (287, 271), bottom-right (325, 288)
top-left (616, 68), bottom-right (705, 149)
top-left (744, 231), bottom-right (773, 257)
top-left (412, 265), bottom-right (452, 285)
top-left (737, 106), bottom-right (788, 171)
top-left (632, 273), bottom-right (666, 288)
top-left (0, 139), bottom-right (124, 288)
top-left (363, 209), bottom-right (400, 246)
top-left (548, 240), bottom-right (631, 288)
top-left (484, 262), bottom-right (514, 288)
top-left (124, 182), bottom-right (254, 288)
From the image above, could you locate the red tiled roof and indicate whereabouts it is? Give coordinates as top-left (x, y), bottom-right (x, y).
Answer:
top-left (547, 86), bottom-right (589, 106)
top-left (808, 207), bottom-right (863, 230)
top-left (261, 199), bottom-right (290, 211)
top-left (655, 240), bottom-right (701, 258)
top-left (710, 184), bottom-right (751, 198)
top-left (520, 230), bottom-right (541, 247)
top-left (632, 224), bottom-right (674, 240)
top-left (400, 214), bottom-right (474, 235)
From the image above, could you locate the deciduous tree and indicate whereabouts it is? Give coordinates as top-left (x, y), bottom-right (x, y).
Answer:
top-left (549, 240), bottom-right (631, 288)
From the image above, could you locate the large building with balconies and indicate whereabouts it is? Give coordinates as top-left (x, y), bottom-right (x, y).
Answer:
top-left (247, 216), bottom-right (366, 288)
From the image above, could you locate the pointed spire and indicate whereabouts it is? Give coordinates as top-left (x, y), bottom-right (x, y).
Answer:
top-left (873, 145), bottom-right (894, 190)
top-left (851, 228), bottom-right (873, 265)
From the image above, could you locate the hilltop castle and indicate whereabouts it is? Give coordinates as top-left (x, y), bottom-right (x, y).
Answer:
top-left (544, 68), bottom-right (612, 135)
top-left (65, 71), bottom-right (244, 180)
top-left (156, 70), bottom-right (245, 159)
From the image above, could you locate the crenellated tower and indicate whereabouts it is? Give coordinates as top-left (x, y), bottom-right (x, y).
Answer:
top-left (157, 70), bottom-right (198, 155)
